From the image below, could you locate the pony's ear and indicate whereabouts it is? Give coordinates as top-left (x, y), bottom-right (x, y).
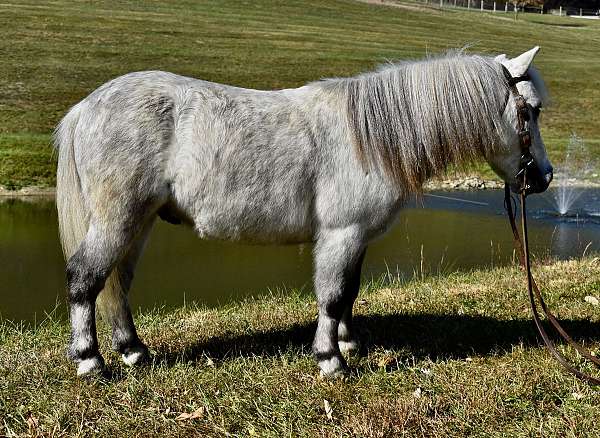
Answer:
top-left (494, 53), bottom-right (508, 63)
top-left (500, 46), bottom-right (540, 76)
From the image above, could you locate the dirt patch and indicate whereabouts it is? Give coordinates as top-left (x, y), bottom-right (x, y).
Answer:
top-left (0, 186), bottom-right (56, 198)
top-left (356, 0), bottom-right (443, 14)
top-left (424, 176), bottom-right (504, 190)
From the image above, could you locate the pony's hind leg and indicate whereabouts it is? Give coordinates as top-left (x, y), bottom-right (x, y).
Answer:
top-left (98, 218), bottom-right (156, 367)
top-left (337, 248), bottom-right (366, 354)
top-left (67, 213), bottom-right (154, 376)
top-left (313, 228), bottom-right (366, 377)
top-left (67, 224), bottom-right (125, 375)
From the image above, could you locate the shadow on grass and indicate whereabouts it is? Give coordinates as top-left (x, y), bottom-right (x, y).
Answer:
top-left (156, 313), bottom-right (600, 366)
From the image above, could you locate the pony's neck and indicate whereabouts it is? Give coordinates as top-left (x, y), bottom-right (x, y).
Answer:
top-left (339, 54), bottom-right (507, 191)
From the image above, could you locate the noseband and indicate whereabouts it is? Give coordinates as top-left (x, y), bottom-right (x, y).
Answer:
top-left (502, 66), bottom-right (600, 384)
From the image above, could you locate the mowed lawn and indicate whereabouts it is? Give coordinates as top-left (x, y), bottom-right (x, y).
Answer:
top-left (0, 0), bottom-right (600, 188)
top-left (3, 258), bottom-right (600, 436)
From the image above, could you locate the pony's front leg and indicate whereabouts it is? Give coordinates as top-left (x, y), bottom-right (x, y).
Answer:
top-left (313, 227), bottom-right (366, 377)
top-left (337, 248), bottom-right (366, 354)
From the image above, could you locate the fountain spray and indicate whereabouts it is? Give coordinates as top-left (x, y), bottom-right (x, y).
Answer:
top-left (551, 134), bottom-right (595, 216)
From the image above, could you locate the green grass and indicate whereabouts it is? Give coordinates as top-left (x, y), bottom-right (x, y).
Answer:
top-left (1, 0), bottom-right (600, 188)
top-left (0, 134), bottom-right (54, 189)
top-left (3, 257), bottom-right (600, 436)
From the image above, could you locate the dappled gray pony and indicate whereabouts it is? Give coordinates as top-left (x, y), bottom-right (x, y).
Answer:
top-left (55, 47), bottom-right (552, 377)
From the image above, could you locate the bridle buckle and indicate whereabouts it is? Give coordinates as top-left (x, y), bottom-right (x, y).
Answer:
top-left (518, 128), bottom-right (530, 139)
top-left (516, 150), bottom-right (535, 193)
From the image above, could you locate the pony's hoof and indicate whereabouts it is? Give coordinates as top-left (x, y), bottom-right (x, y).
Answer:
top-left (318, 355), bottom-right (349, 379)
top-left (319, 368), bottom-right (350, 380)
top-left (122, 345), bottom-right (150, 367)
top-left (76, 356), bottom-right (105, 377)
top-left (338, 340), bottom-right (360, 355)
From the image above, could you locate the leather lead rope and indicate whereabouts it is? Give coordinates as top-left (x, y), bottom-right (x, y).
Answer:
top-left (505, 181), bottom-right (600, 384)
top-left (502, 64), bottom-right (600, 383)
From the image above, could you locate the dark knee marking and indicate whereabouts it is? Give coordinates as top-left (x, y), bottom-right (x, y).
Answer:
top-left (66, 252), bottom-right (108, 305)
top-left (314, 351), bottom-right (340, 361)
top-left (322, 299), bottom-right (346, 321)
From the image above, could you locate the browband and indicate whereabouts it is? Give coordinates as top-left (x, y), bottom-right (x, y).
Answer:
top-left (501, 64), bottom-right (531, 88)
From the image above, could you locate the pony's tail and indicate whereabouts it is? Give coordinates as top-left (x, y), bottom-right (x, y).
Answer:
top-left (55, 103), bottom-right (88, 260)
top-left (55, 104), bottom-right (124, 321)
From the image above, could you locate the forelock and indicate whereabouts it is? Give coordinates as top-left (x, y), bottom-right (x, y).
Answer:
top-left (527, 66), bottom-right (550, 105)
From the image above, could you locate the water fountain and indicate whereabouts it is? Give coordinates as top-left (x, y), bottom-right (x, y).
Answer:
top-left (548, 134), bottom-right (596, 217)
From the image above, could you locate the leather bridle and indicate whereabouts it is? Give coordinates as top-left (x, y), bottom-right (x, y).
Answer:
top-left (502, 66), bottom-right (600, 384)
top-left (502, 66), bottom-right (536, 193)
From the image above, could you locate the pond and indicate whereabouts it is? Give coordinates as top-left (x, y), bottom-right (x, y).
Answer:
top-left (1, 188), bottom-right (599, 322)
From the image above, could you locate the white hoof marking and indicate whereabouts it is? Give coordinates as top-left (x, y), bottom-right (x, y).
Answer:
top-left (122, 346), bottom-right (149, 366)
top-left (76, 357), bottom-right (104, 376)
top-left (338, 340), bottom-right (359, 354)
top-left (318, 356), bottom-right (348, 378)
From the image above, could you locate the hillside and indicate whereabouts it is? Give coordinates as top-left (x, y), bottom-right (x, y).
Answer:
top-left (1, 0), bottom-right (599, 188)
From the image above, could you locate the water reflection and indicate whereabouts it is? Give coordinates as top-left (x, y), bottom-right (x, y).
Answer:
top-left (1, 189), bottom-right (599, 322)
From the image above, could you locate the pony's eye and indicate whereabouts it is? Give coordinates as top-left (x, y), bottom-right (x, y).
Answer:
top-left (531, 106), bottom-right (542, 118)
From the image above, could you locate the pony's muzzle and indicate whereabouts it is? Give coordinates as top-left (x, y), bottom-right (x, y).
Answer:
top-left (526, 167), bottom-right (553, 195)
top-left (510, 166), bottom-right (552, 195)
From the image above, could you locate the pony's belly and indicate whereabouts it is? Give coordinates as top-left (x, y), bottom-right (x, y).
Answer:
top-left (191, 204), bottom-right (314, 244)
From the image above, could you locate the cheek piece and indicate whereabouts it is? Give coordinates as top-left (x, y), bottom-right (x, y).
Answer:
top-left (513, 95), bottom-right (535, 191)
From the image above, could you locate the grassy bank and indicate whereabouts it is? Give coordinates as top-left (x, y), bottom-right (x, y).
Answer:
top-left (2, 257), bottom-right (600, 436)
top-left (1, 0), bottom-right (600, 189)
